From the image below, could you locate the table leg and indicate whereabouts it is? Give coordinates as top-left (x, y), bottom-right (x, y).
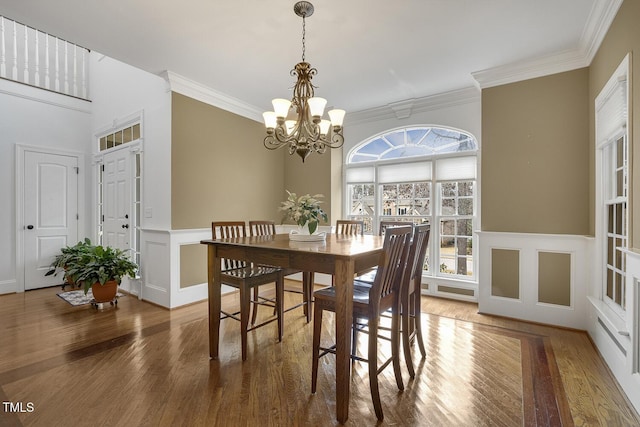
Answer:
top-left (208, 245), bottom-right (221, 359)
top-left (333, 258), bottom-right (354, 423)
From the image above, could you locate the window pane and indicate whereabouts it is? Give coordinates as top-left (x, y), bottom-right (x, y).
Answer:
top-left (442, 198), bottom-right (455, 215)
top-left (415, 182), bottom-right (430, 198)
top-left (457, 219), bottom-right (472, 236)
top-left (458, 198), bottom-right (473, 215)
top-left (459, 181), bottom-right (474, 197)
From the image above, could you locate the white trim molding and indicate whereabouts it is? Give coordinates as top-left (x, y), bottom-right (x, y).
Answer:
top-left (346, 87), bottom-right (480, 126)
top-left (587, 248), bottom-right (640, 414)
top-left (160, 70), bottom-right (263, 123)
top-left (472, 0), bottom-right (623, 90)
top-left (477, 231), bottom-right (592, 330)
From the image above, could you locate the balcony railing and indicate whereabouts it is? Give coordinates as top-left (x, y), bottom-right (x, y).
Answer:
top-left (0, 16), bottom-right (90, 100)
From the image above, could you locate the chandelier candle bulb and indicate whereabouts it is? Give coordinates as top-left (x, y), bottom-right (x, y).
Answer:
top-left (262, 1), bottom-right (345, 162)
top-left (307, 97), bottom-right (327, 118)
top-left (328, 109), bottom-right (346, 127)
top-left (319, 120), bottom-right (331, 135)
top-left (263, 112), bottom-right (277, 130)
top-left (272, 98), bottom-right (292, 119)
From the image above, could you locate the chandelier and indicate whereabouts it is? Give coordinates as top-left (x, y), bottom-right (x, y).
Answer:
top-left (263, 1), bottom-right (345, 162)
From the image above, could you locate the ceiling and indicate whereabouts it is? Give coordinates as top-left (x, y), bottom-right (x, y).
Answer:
top-left (0, 0), bottom-right (621, 118)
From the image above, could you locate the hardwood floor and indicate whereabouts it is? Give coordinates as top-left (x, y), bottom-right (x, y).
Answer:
top-left (0, 282), bottom-right (638, 426)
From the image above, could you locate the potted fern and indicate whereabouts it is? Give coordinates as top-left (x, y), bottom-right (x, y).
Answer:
top-left (65, 245), bottom-right (138, 302)
top-left (48, 241), bottom-right (138, 303)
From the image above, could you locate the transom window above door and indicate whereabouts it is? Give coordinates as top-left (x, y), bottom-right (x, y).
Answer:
top-left (348, 126), bottom-right (477, 163)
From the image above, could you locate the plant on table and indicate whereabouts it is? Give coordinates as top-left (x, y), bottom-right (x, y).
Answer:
top-left (279, 190), bottom-right (328, 235)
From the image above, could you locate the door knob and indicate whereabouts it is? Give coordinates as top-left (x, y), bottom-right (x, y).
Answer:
top-left (121, 224), bottom-right (129, 229)
top-left (26, 225), bottom-right (34, 230)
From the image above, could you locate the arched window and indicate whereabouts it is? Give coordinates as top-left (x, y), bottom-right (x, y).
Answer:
top-left (344, 125), bottom-right (478, 296)
top-left (348, 126), bottom-right (476, 163)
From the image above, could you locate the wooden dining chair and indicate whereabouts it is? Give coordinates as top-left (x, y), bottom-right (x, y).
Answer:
top-left (400, 224), bottom-right (430, 378)
top-left (248, 220), bottom-right (313, 323)
top-left (311, 225), bottom-right (413, 421)
top-left (352, 223), bottom-right (429, 378)
top-left (212, 221), bottom-right (284, 361)
top-left (335, 219), bottom-right (364, 236)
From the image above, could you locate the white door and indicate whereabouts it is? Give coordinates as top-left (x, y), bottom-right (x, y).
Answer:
top-left (24, 151), bottom-right (79, 289)
top-left (102, 148), bottom-right (131, 251)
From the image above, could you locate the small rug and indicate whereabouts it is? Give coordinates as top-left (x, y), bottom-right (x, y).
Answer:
top-left (57, 289), bottom-right (124, 306)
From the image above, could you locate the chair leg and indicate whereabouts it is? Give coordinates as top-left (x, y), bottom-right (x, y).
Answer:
top-left (240, 286), bottom-right (250, 361)
top-left (413, 291), bottom-right (427, 357)
top-left (352, 316), bottom-right (358, 357)
top-left (311, 302), bottom-right (323, 394)
top-left (304, 272), bottom-right (314, 323)
top-left (392, 306), bottom-right (406, 389)
top-left (251, 287), bottom-right (260, 326)
top-left (402, 291), bottom-right (416, 378)
top-left (276, 277), bottom-right (284, 342)
top-left (368, 317), bottom-right (384, 421)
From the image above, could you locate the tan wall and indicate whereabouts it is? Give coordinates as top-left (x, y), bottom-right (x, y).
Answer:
top-left (180, 244), bottom-right (207, 288)
top-left (589, 0), bottom-right (640, 247)
top-left (481, 68), bottom-right (590, 234)
top-left (282, 148), bottom-right (334, 226)
top-left (171, 92), bottom-right (285, 229)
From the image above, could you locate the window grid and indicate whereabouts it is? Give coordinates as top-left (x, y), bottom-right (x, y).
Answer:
top-left (604, 135), bottom-right (627, 312)
top-left (438, 181), bottom-right (474, 278)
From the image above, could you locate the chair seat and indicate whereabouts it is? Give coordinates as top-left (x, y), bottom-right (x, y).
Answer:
top-left (313, 283), bottom-right (372, 305)
top-left (223, 265), bottom-right (281, 280)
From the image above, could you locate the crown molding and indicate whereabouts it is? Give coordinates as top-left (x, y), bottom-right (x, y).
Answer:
top-left (580, 0), bottom-right (623, 63)
top-left (160, 70), bottom-right (263, 122)
top-left (346, 87), bottom-right (480, 126)
top-left (472, 0), bottom-right (622, 89)
top-left (471, 49), bottom-right (588, 90)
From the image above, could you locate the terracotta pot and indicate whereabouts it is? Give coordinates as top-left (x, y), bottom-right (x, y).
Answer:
top-left (91, 280), bottom-right (118, 303)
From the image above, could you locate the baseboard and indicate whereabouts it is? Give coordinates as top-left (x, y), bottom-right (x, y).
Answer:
top-left (0, 279), bottom-right (17, 295)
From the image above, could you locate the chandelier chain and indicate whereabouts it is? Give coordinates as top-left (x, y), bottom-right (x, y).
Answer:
top-left (301, 15), bottom-right (306, 62)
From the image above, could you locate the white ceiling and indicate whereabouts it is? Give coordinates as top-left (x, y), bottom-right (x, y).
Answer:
top-left (0, 0), bottom-right (621, 117)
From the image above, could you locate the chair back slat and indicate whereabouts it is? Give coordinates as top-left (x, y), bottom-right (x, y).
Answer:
top-left (336, 219), bottom-right (364, 236)
top-left (369, 225), bottom-right (412, 309)
top-left (399, 224), bottom-right (430, 299)
top-left (379, 220), bottom-right (413, 237)
top-left (212, 221), bottom-right (246, 270)
top-left (409, 224), bottom-right (430, 282)
top-left (249, 220), bottom-right (276, 237)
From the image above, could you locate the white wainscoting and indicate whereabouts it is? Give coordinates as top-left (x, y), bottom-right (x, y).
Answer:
top-left (140, 228), bottom-right (213, 309)
top-left (477, 231), bottom-right (593, 330)
top-left (587, 248), bottom-right (640, 414)
top-left (140, 225), bottom-right (334, 309)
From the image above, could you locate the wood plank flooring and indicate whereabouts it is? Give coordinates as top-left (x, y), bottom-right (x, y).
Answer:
top-left (0, 282), bottom-right (638, 426)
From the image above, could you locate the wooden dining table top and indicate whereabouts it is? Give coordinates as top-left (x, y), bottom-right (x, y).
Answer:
top-left (201, 233), bottom-right (385, 275)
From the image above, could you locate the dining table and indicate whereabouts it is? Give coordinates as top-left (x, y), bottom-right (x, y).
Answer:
top-left (201, 232), bottom-right (385, 423)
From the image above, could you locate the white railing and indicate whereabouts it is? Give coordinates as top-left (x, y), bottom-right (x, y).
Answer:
top-left (0, 16), bottom-right (90, 100)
